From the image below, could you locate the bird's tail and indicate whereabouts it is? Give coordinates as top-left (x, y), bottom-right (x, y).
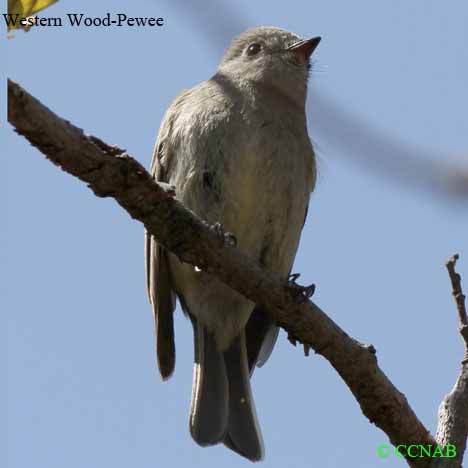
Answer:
top-left (189, 316), bottom-right (228, 445)
top-left (223, 331), bottom-right (264, 462)
top-left (189, 317), bottom-right (264, 461)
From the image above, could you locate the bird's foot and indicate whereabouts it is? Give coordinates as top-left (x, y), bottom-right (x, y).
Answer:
top-left (288, 272), bottom-right (315, 303)
top-left (211, 222), bottom-right (237, 247)
top-left (158, 182), bottom-right (176, 196)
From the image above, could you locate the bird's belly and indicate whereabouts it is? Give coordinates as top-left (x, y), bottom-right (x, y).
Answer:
top-left (222, 144), bottom-right (310, 275)
top-left (168, 129), bottom-right (311, 349)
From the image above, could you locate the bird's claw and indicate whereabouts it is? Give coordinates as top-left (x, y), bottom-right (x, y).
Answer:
top-left (288, 273), bottom-right (316, 303)
top-left (212, 222), bottom-right (237, 247)
top-left (301, 284), bottom-right (316, 299)
top-left (289, 273), bottom-right (301, 282)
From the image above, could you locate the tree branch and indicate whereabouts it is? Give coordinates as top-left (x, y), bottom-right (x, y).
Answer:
top-left (432, 255), bottom-right (468, 467)
top-left (11, 78), bottom-right (464, 467)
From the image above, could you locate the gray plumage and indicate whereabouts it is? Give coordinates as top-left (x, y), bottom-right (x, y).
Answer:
top-left (145, 26), bottom-right (319, 461)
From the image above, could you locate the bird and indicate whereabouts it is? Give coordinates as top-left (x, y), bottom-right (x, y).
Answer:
top-left (145, 26), bottom-right (319, 461)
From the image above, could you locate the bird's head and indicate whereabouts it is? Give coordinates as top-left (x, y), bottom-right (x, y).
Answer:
top-left (217, 27), bottom-right (321, 107)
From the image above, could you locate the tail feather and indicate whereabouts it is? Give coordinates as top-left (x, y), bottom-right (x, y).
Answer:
top-left (189, 316), bottom-right (229, 446)
top-left (223, 331), bottom-right (265, 462)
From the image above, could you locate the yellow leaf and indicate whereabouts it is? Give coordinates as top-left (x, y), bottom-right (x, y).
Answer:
top-left (7, 0), bottom-right (59, 31)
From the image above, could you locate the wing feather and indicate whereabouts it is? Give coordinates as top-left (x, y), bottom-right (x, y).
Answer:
top-left (145, 110), bottom-right (179, 380)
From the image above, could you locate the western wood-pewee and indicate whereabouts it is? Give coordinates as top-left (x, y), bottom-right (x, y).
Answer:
top-left (145, 26), bottom-right (320, 461)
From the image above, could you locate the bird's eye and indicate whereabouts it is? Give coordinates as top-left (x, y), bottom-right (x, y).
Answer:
top-left (246, 43), bottom-right (262, 56)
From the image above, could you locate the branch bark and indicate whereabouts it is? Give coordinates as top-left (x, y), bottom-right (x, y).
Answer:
top-left (432, 255), bottom-right (468, 467)
top-left (8, 79), bottom-right (466, 467)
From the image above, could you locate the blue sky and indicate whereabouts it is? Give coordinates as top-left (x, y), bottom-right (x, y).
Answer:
top-left (4, 1), bottom-right (468, 467)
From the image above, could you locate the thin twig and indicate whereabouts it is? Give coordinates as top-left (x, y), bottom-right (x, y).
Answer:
top-left (432, 255), bottom-right (468, 467)
top-left (446, 254), bottom-right (468, 353)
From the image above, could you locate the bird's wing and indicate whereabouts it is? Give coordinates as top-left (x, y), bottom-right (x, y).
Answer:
top-left (244, 307), bottom-right (278, 372)
top-left (246, 190), bottom-right (312, 372)
top-left (145, 94), bottom-right (187, 380)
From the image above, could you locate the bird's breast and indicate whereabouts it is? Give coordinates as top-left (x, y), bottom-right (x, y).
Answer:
top-left (216, 115), bottom-right (312, 265)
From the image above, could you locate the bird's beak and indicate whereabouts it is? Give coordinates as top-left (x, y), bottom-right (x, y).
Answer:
top-left (287, 36), bottom-right (321, 63)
